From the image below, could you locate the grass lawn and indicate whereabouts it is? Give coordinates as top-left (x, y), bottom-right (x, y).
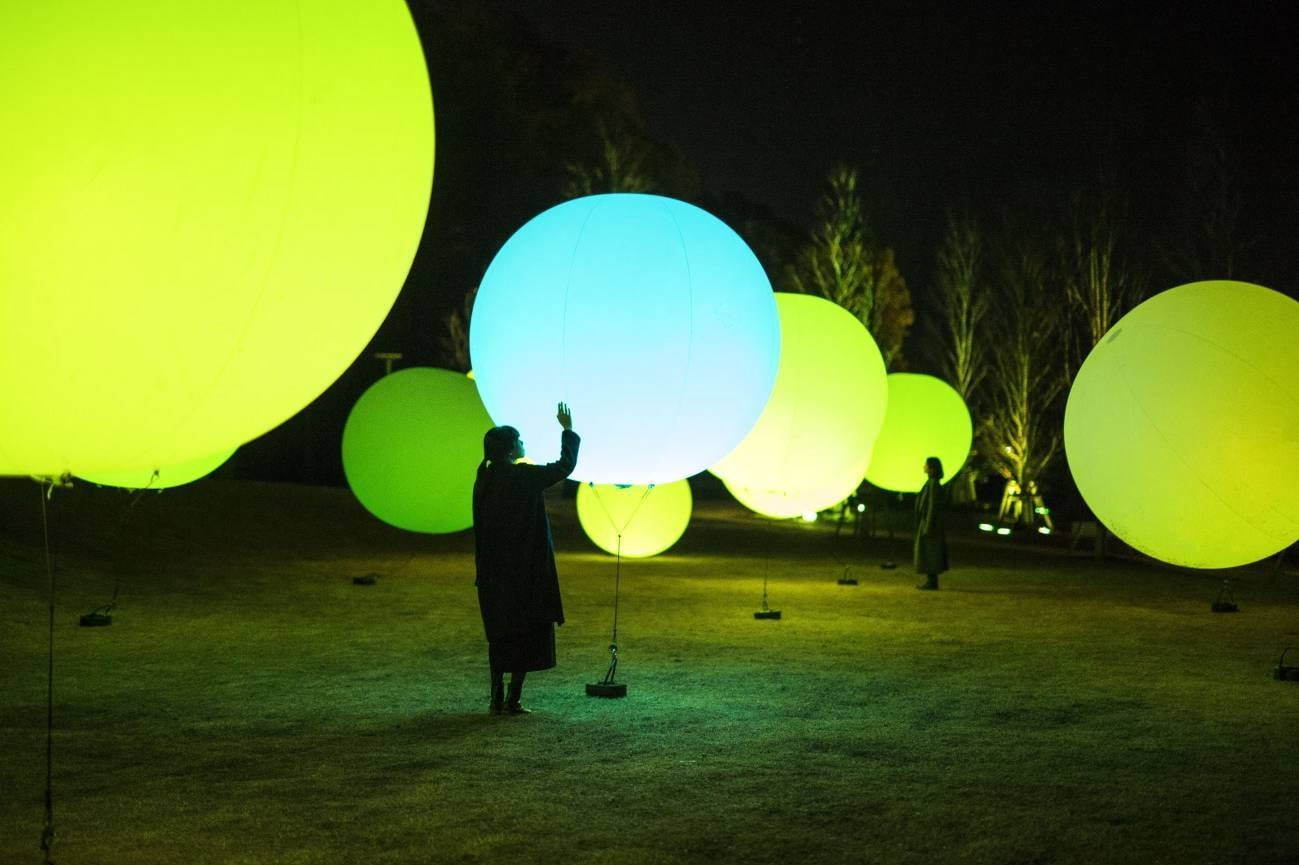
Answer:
top-left (2, 478), bottom-right (1297, 865)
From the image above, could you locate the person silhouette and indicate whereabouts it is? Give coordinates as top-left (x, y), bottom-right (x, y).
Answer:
top-left (915, 456), bottom-right (949, 590)
top-left (472, 402), bottom-right (579, 715)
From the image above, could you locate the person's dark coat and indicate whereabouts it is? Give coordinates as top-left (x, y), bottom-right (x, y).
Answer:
top-left (914, 476), bottom-right (950, 574)
top-left (473, 429), bottom-right (580, 642)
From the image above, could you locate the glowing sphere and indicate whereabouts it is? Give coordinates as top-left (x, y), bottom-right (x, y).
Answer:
top-left (576, 480), bottom-right (693, 558)
top-left (469, 194), bottom-right (780, 485)
top-left (77, 448), bottom-right (235, 490)
top-left (866, 374), bottom-right (972, 492)
top-left (1065, 280), bottom-right (1299, 568)
top-left (342, 368), bottom-right (492, 534)
top-left (0, 1), bottom-right (434, 477)
top-left (710, 293), bottom-right (888, 518)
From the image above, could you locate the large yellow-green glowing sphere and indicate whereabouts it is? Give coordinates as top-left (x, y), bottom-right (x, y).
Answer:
top-left (469, 194), bottom-right (780, 486)
top-left (0, 1), bottom-right (434, 477)
top-left (710, 294), bottom-right (888, 518)
top-left (866, 374), bottom-right (972, 492)
top-left (77, 448), bottom-right (235, 490)
top-left (342, 368), bottom-right (493, 534)
top-left (1065, 280), bottom-right (1299, 569)
top-left (576, 480), bottom-right (693, 558)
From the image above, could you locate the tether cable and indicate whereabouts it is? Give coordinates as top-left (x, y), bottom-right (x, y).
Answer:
top-left (39, 480), bottom-right (57, 864)
top-left (88, 471), bottom-right (159, 619)
top-left (589, 484), bottom-right (655, 683)
top-left (600, 531), bottom-right (623, 686)
top-left (760, 524), bottom-right (773, 612)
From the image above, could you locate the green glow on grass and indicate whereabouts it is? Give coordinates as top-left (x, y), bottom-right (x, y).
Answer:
top-left (576, 480), bottom-right (692, 557)
top-left (710, 293), bottom-right (887, 518)
top-left (865, 374), bottom-right (972, 492)
top-left (0, 0), bottom-right (433, 477)
top-left (342, 368), bottom-right (492, 534)
top-left (1065, 280), bottom-right (1299, 569)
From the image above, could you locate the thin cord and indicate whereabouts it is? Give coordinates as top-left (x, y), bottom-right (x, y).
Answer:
top-left (589, 483), bottom-right (655, 540)
top-left (588, 484), bottom-right (655, 684)
top-left (92, 471), bottom-right (159, 617)
top-left (39, 481), bottom-right (56, 864)
top-left (590, 484), bottom-right (654, 644)
top-left (761, 524), bottom-right (772, 611)
top-left (611, 532), bottom-right (622, 646)
top-left (600, 533), bottom-right (623, 685)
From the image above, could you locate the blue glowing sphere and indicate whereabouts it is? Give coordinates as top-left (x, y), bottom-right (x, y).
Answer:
top-left (469, 194), bottom-right (780, 485)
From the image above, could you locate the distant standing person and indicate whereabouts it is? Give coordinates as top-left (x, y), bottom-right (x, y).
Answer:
top-left (915, 456), bottom-right (948, 590)
top-left (473, 402), bottom-right (580, 715)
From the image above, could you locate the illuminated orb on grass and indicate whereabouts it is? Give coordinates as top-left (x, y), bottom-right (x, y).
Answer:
top-left (78, 448), bottom-right (235, 490)
top-left (866, 374), bottom-right (972, 492)
top-left (0, 0), bottom-right (433, 478)
top-left (1065, 280), bottom-right (1299, 568)
top-left (469, 194), bottom-right (780, 486)
top-left (576, 480), bottom-right (693, 558)
top-left (342, 368), bottom-right (492, 534)
top-left (710, 293), bottom-right (888, 518)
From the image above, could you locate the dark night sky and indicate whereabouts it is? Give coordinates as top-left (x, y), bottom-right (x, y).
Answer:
top-left (234, 0), bottom-right (1299, 484)
top-left (489, 0), bottom-right (1299, 280)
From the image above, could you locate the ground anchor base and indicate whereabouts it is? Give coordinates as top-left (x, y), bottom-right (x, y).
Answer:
top-left (1275, 648), bottom-right (1299, 682)
top-left (79, 612), bottom-right (112, 627)
top-left (753, 609), bottom-right (782, 620)
top-left (586, 681), bottom-right (628, 698)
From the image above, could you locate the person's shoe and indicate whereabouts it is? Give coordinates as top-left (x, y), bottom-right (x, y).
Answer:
top-left (505, 680), bottom-right (531, 715)
top-left (489, 682), bottom-right (505, 715)
top-left (916, 582), bottom-right (939, 591)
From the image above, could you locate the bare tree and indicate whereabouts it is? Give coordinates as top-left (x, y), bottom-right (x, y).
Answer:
top-left (981, 237), bottom-right (1066, 526)
top-left (786, 165), bottom-right (913, 367)
top-left (934, 211), bottom-right (989, 401)
top-left (437, 286), bottom-right (477, 372)
top-left (1060, 182), bottom-right (1145, 553)
top-left (933, 211), bottom-right (989, 503)
top-left (1063, 184), bottom-right (1143, 381)
top-left (1162, 109), bottom-right (1254, 282)
top-left (560, 71), bottom-right (696, 199)
top-left (563, 122), bottom-right (656, 197)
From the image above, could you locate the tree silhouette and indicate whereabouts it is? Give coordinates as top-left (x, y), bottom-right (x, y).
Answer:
top-left (786, 166), bottom-right (913, 368)
top-left (932, 211), bottom-right (989, 504)
top-left (981, 229), bottom-right (1066, 525)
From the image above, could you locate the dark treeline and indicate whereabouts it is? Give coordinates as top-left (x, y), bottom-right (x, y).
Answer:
top-left (227, 2), bottom-right (1299, 514)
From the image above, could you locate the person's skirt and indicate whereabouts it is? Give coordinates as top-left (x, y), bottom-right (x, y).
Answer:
top-left (488, 622), bottom-right (556, 672)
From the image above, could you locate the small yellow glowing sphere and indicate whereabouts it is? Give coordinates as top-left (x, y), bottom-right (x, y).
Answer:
top-left (576, 480), bottom-right (693, 557)
top-left (866, 374), bottom-right (972, 492)
top-left (77, 448), bottom-right (235, 490)
top-left (0, 1), bottom-right (433, 477)
top-left (342, 368), bottom-right (493, 535)
top-left (1065, 280), bottom-right (1299, 568)
top-left (710, 294), bottom-right (888, 518)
